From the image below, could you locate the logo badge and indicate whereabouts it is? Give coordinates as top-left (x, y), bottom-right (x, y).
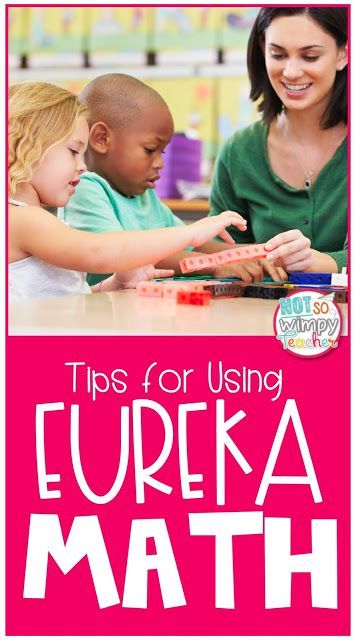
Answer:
top-left (274, 289), bottom-right (342, 357)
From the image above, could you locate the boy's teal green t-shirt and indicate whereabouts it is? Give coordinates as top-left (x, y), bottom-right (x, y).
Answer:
top-left (61, 171), bottom-right (185, 285)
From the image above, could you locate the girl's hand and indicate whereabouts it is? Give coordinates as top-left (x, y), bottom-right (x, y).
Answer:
top-left (265, 230), bottom-right (312, 272)
top-left (114, 265), bottom-right (175, 289)
top-left (93, 265), bottom-right (174, 293)
top-left (190, 210), bottom-right (247, 247)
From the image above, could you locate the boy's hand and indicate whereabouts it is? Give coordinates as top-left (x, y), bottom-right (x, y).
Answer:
top-left (190, 210), bottom-right (247, 247)
top-left (257, 258), bottom-right (288, 281)
top-left (114, 265), bottom-right (174, 289)
top-left (265, 230), bottom-right (312, 272)
top-left (213, 261), bottom-right (263, 283)
top-left (213, 259), bottom-right (287, 283)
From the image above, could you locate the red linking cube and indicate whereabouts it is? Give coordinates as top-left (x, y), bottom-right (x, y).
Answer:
top-left (180, 244), bottom-right (268, 274)
top-left (177, 290), bottom-right (211, 306)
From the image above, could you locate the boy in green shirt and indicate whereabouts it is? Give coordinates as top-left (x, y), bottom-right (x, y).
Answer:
top-left (62, 73), bottom-right (287, 285)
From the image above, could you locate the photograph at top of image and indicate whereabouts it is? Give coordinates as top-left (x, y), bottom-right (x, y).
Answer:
top-left (8, 5), bottom-right (348, 336)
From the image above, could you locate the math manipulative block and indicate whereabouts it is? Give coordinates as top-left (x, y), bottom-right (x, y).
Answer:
top-left (136, 281), bottom-right (163, 297)
top-left (162, 282), bottom-right (207, 298)
top-left (137, 279), bottom-right (214, 299)
top-left (179, 257), bottom-right (197, 274)
top-left (162, 283), bottom-right (187, 298)
top-left (179, 243), bottom-right (267, 274)
top-left (331, 272), bottom-right (348, 287)
top-left (243, 284), bottom-right (288, 300)
top-left (290, 272), bottom-right (332, 285)
top-left (177, 290), bottom-right (211, 306)
top-left (214, 251), bottom-right (231, 265)
top-left (203, 282), bottom-right (243, 298)
top-left (333, 289), bottom-right (348, 304)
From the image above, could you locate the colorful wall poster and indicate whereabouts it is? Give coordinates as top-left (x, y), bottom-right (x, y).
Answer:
top-left (216, 75), bottom-right (259, 147)
top-left (217, 7), bottom-right (258, 50)
top-left (8, 4), bottom-right (259, 159)
top-left (152, 7), bottom-right (218, 51)
top-left (87, 7), bottom-right (150, 53)
top-left (8, 6), bottom-right (31, 56)
top-left (8, 6), bottom-right (257, 56)
top-left (149, 77), bottom-right (215, 158)
top-left (26, 7), bottom-right (85, 53)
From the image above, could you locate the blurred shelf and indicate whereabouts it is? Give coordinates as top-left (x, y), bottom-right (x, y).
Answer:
top-left (163, 198), bottom-right (210, 222)
top-left (9, 62), bottom-right (248, 81)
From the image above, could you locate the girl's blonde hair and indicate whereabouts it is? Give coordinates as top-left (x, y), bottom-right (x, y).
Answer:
top-left (9, 81), bottom-right (88, 197)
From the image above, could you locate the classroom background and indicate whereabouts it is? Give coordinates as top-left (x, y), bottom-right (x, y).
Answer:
top-left (9, 5), bottom-right (261, 189)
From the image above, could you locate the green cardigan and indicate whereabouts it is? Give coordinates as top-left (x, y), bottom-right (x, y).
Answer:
top-left (210, 120), bottom-right (347, 271)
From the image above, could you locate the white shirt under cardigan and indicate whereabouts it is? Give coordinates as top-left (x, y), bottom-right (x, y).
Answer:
top-left (9, 199), bottom-right (91, 302)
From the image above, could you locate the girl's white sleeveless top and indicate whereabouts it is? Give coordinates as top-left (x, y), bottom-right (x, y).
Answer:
top-left (9, 200), bottom-right (91, 302)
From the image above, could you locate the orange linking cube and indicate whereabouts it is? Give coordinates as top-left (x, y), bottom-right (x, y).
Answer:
top-left (180, 244), bottom-right (267, 274)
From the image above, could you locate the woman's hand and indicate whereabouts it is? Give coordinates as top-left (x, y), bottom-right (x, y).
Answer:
top-left (265, 230), bottom-right (312, 272)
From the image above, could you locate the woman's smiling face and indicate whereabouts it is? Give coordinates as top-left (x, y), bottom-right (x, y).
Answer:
top-left (263, 14), bottom-right (347, 115)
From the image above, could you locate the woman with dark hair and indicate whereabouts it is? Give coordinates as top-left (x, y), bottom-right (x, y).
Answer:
top-left (210, 7), bottom-right (347, 277)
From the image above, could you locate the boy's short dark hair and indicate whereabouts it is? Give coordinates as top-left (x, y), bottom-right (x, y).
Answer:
top-left (80, 73), bottom-right (169, 130)
top-left (247, 7), bottom-right (348, 128)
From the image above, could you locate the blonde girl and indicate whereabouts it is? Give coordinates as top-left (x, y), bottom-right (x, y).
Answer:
top-left (9, 82), bottom-right (247, 301)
